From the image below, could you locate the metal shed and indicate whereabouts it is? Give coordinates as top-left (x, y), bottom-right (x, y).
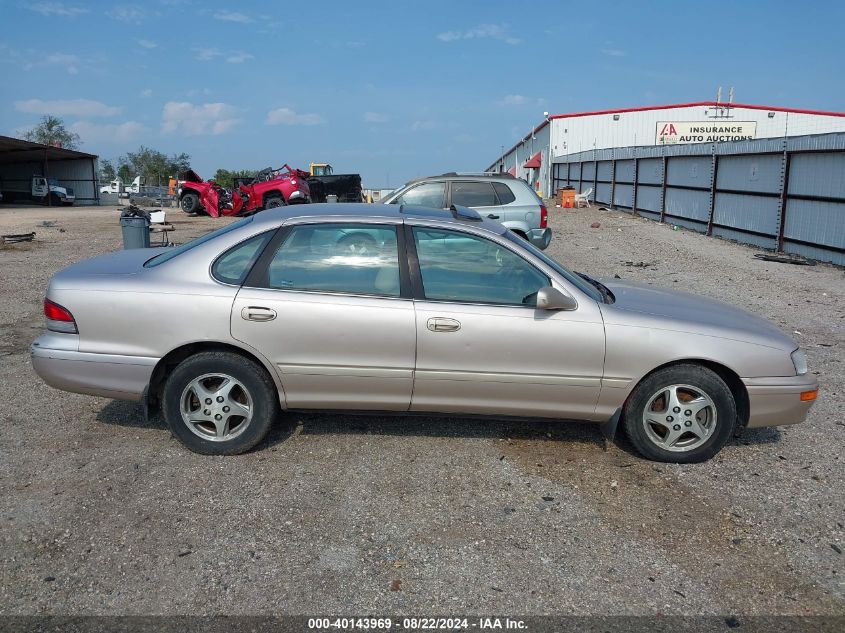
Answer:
top-left (0, 136), bottom-right (98, 206)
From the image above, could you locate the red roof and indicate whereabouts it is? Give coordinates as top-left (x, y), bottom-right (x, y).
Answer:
top-left (507, 166), bottom-right (516, 176)
top-left (523, 152), bottom-right (541, 168)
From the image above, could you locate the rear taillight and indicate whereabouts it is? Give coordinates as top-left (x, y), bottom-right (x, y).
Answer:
top-left (540, 205), bottom-right (548, 229)
top-left (44, 299), bottom-right (78, 333)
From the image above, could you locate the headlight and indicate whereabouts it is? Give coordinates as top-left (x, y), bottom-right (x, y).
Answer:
top-left (791, 349), bottom-right (808, 375)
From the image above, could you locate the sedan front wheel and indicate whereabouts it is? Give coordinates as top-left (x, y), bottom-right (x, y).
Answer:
top-left (623, 364), bottom-right (736, 463)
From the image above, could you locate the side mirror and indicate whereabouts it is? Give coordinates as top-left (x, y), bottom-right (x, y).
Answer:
top-left (536, 286), bottom-right (577, 311)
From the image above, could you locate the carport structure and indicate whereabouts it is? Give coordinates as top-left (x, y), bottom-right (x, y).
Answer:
top-left (0, 135), bottom-right (99, 206)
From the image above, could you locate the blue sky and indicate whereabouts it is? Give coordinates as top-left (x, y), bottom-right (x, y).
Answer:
top-left (2, 0), bottom-right (844, 186)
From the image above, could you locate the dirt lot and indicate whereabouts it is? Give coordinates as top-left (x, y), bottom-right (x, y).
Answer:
top-left (0, 203), bottom-right (843, 616)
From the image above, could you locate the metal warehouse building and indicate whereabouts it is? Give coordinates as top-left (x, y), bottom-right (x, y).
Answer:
top-left (0, 135), bottom-right (99, 206)
top-left (487, 102), bottom-right (845, 199)
top-left (487, 102), bottom-right (845, 265)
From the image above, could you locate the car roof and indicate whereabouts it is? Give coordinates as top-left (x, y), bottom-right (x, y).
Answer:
top-left (404, 172), bottom-right (516, 186)
top-left (252, 202), bottom-right (508, 235)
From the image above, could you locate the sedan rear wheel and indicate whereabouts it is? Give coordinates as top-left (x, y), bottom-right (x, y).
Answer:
top-left (163, 351), bottom-right (279, 455)
top-left (623, 364), bottom-right (736, 463)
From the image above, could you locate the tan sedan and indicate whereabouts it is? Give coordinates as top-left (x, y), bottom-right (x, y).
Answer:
top-left (31, 204), bottom-right (818, 462)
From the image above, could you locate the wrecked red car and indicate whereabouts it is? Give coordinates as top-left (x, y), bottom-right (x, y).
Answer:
top-left (178, 165), bottom-right (311, 217)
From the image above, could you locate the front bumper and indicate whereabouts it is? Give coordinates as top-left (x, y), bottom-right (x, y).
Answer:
top-left (31, 334), bottom-right (157, 401)
top-left (743, 374), bottom-right (819, 428)
top-left (288, 190), bottom-right (309, 202)
top-left (528, 227), bottom-right (552, 250)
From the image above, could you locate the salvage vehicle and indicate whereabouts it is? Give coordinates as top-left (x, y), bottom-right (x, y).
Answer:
top-left (178, 165), bottom-right (310, 217)
top-left (381, 173), bottom-right (551, 249)
top-left (0, 175), bottom-right (74, 205)
top-left (100, 176), bottom-right (141, 195)
top-left (31, 204), bottom-right (818, 463)
top-left (306, 162), bottom-right (363, 203)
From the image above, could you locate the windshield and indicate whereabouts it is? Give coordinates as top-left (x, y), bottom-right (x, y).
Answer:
top-left (144, 217), bottom-right (255, 267)
top-left (504, 231), bottom-right (604, 302)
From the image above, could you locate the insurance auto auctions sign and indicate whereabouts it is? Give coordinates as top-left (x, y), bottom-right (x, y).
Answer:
top-left (656, 121), bottom-right (757, 144)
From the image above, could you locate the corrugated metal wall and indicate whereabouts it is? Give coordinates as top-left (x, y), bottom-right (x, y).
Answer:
top-left (0, 157), bottom-right (98, 204)
top-left (552, 132), bottom-right (845, 265)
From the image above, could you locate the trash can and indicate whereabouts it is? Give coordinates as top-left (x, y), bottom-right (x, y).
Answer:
top-left (119, 206), bottom-right (151, 249)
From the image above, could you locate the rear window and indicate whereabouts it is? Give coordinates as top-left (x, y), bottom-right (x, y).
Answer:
top-left (492, 182), bottom-right (516, 205)
top-left (145, 217), bottom-right (255, 267)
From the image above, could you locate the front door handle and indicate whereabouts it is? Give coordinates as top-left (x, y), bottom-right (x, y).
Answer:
top-left (241, 306), bottom-right (277, 322)
top-left (426, 317), bottom-right (461, 333)
top-left (487, 213), bottom-right (500, 219)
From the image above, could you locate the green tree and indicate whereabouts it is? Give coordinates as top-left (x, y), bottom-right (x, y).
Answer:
top-left (213, 168), bottom-right (257, 188)
top-left (115, 146), bottom-right (192, 185)
top-left (22, 115), bottom-right (81, 149)
top-left (117, 163), bottom-right (132, 183)
top-left (99, 159), bottom-right (116, 182)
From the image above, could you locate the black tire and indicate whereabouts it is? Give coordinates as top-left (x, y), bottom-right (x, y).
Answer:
top-left (180, 192), bottom-right (199, 214)
top-left (264, 195), bottom-right (285, 209)
top-left (622, 364), bottom-right (736, 463)
top-left (162, 351), bottom-right (279, 455)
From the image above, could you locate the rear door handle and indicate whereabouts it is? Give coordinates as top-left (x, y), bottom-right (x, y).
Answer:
top-left (426, 317), bottom-right (461, 333)
top-left (241, 306), bottom-right (277, 322)
top-left (487, 213), bottom-right (500, 219)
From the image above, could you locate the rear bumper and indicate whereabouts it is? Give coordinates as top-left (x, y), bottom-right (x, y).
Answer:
top-left (528, 227), bottom-right (552, 250)
top-left (31, 335), bottom-right (157, 401)
top-left (743, 375), bottom-right (819, 428)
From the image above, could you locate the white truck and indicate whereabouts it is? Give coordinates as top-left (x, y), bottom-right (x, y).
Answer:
top-left (0, 176), bottom-right (75, 206)
top-left (100, 176), bottom-right (141, 195)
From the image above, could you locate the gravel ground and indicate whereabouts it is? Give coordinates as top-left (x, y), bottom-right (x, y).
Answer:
top-left (0, 203), bottom-right (843, 616)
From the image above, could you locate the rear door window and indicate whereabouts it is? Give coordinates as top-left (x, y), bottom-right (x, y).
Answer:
top-left (261, 224), bottom-right (401, 297)
top-left (450, 181), bottom-right (498, 207)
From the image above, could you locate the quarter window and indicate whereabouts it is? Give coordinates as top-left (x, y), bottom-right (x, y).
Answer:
top-left (412, 228), bottom-right (548, 306)
top-left (265, 224), bottom-right (401, 297)
top-left (492, 182), bottom-right (516, 205)
top-left (212, 231), bottom-right (274, 284)
top-left (451, 181), bottom-right (498, 207)
top-left (391, 182), bottom-right (446, 208)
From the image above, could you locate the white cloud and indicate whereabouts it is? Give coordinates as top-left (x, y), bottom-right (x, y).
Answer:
top-left (70, 120), bottom-right (144, 143)
top-left (226, 51), bottom-right (254, 64)
top-left (501, 94), bottom-right (527, 106)
top-left (411, 120), bottom-right (437, 131)
top-left (44, 52), bottom-right (80, 74)
top-left (214, 11), bottom-right (252, 23)
top-left (15, 98), bottom-right (121, 117)
top-left (437, 23), bottom-right (520, 45)
top-left (364, 111), bottom-right (388, 123)
top-left (193, 47), bottom-right (220, 61)
top-left (140, 88), bottom-right (153, 98)
top-left (29, 2), bottom-right (88, 16)
top-left (162, 102), bottom-right (240, 136)
top-left (601, 48), bottom-right (626, 57)
top-left (108, 5), bottom-right (144, 23)
top-left (265, 107), bottom-right (324, 126)
top-left (137, 39), bottom-right (158, 49)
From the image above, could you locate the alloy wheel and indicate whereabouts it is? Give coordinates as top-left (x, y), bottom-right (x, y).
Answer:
top-left (641, 384), bottom-right (716, 452)
top-left (179, 373), bottom-right (253, 441)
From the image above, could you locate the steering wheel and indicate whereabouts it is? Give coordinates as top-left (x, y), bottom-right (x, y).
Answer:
top-left (336, 232), bottom-right (378, 257)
